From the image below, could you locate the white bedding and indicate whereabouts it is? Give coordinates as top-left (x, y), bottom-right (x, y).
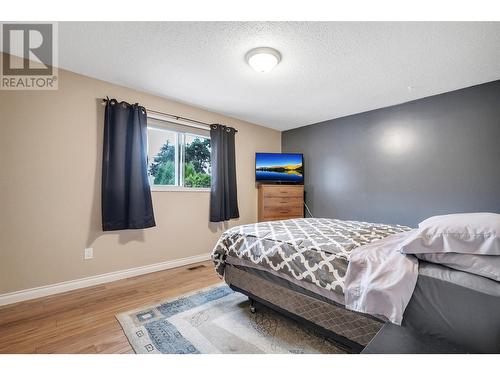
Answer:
top-left (345, 213), bottom-right (500, 324)
top-left (344, 231), bottom-right (418, 325)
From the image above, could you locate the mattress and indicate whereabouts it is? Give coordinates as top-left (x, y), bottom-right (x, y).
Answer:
top-left (227, 260), bottom-right (385, 319)
top-left (403, 261), bottom-right (500, 353)
top-left (212, 218), bottom-right (410, 296)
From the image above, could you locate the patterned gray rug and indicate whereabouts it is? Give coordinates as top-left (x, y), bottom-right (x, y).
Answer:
top-left (116, 284), bottom-right (347, 354)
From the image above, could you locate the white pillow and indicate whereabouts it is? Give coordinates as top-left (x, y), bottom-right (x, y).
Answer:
top-left (400, 213), bottom-right (500, 255)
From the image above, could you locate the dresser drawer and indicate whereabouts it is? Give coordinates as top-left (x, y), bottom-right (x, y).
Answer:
top-left (262, 204), bottom-right (303, 217)
top-left (261, 215), bottom-right (304, 222)
top-left (263, 197), bottom-right (303, 207)
top-left (262, 185), bottom-right (304, 198)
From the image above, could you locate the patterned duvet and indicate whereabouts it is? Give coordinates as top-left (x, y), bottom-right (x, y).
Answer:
top-left (211, 218), bottom-right (410, 295)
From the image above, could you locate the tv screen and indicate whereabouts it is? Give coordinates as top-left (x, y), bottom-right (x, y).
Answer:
top-left (255, 153), bottom-right (304, 183)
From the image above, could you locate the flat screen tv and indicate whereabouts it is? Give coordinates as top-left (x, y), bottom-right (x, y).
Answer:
top-left (255, 153), bottom-right (304, 184)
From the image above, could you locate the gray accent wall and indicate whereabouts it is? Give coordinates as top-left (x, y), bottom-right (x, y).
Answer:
top-left (282, 80), bottom-right (500, 227)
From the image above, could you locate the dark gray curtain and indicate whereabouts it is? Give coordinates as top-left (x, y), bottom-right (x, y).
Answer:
top-left (210, 124), bottom-right (239, 222)
top-left (102, 98), bottom-right (156, 231)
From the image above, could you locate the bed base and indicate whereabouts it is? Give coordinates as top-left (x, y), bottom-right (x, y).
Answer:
top-left (231, 285), bottom-right (362, 353)
top-left (224, 264), bottom-right (383, 354)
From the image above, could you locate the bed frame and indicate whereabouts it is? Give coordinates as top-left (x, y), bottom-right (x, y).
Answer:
top-left (224, 264), bottom-right (384, 353)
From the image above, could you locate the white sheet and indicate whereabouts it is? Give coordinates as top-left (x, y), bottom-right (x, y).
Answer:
top-left (344, 231), bottom-right (418, 325)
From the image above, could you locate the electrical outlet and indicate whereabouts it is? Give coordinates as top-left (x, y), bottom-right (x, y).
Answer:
top-left (84, 248), bottom-right (93, 260)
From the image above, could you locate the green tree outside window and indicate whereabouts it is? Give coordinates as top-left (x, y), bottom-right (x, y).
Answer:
top-left (149, 136), bottom-right (211, 188)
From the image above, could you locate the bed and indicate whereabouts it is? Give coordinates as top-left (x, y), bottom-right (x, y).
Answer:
top-left (211, 217), bottom-right (500, 353)
top-left (211, 218), bottom-right (409, 351)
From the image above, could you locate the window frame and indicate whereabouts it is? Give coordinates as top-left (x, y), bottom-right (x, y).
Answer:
top-left (146, 114), bottom-right (211, 193)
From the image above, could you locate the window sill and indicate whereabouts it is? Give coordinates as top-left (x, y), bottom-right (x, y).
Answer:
top-left (151, 185), bottom-right (211, 193)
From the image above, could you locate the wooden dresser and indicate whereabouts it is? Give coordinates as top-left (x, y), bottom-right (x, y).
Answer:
top-left (258, 184), bottom-right (304, 222)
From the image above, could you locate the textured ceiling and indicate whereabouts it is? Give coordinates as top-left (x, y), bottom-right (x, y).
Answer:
top-left (57, 22), bottom-right (500, 130)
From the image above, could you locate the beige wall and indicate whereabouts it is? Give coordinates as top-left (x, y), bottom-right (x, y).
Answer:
top-left (0, 65), bottom-right (281, 294)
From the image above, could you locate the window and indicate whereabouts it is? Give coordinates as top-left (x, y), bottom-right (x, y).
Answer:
top-left (147, 116), bottom-right (211, 190)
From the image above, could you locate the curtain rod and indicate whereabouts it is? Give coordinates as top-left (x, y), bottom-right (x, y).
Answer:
top-left (101, 98), bottom-right (237, 132)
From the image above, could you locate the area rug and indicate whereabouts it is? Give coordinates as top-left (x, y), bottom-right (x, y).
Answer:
top-left (116, 284), bottom-right (347, 354)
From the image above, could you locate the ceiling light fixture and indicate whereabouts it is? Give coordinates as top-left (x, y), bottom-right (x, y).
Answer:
top-left (245, 47), bottom-right (281, 73)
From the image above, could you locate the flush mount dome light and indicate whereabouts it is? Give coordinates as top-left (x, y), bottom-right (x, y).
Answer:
top-left (245, 47), bottom-right (281, 73)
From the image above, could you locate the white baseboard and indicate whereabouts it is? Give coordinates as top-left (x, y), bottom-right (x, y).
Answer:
top-left (0, 253), bottom-right (211, 307)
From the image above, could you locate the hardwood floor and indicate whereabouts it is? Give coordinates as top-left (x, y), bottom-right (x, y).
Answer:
top-left (0, 261), bottom-right (220, 354)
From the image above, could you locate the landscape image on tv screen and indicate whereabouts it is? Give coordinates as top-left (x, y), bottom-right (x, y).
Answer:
top-left (256, 153), bottom-right (303, 183)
